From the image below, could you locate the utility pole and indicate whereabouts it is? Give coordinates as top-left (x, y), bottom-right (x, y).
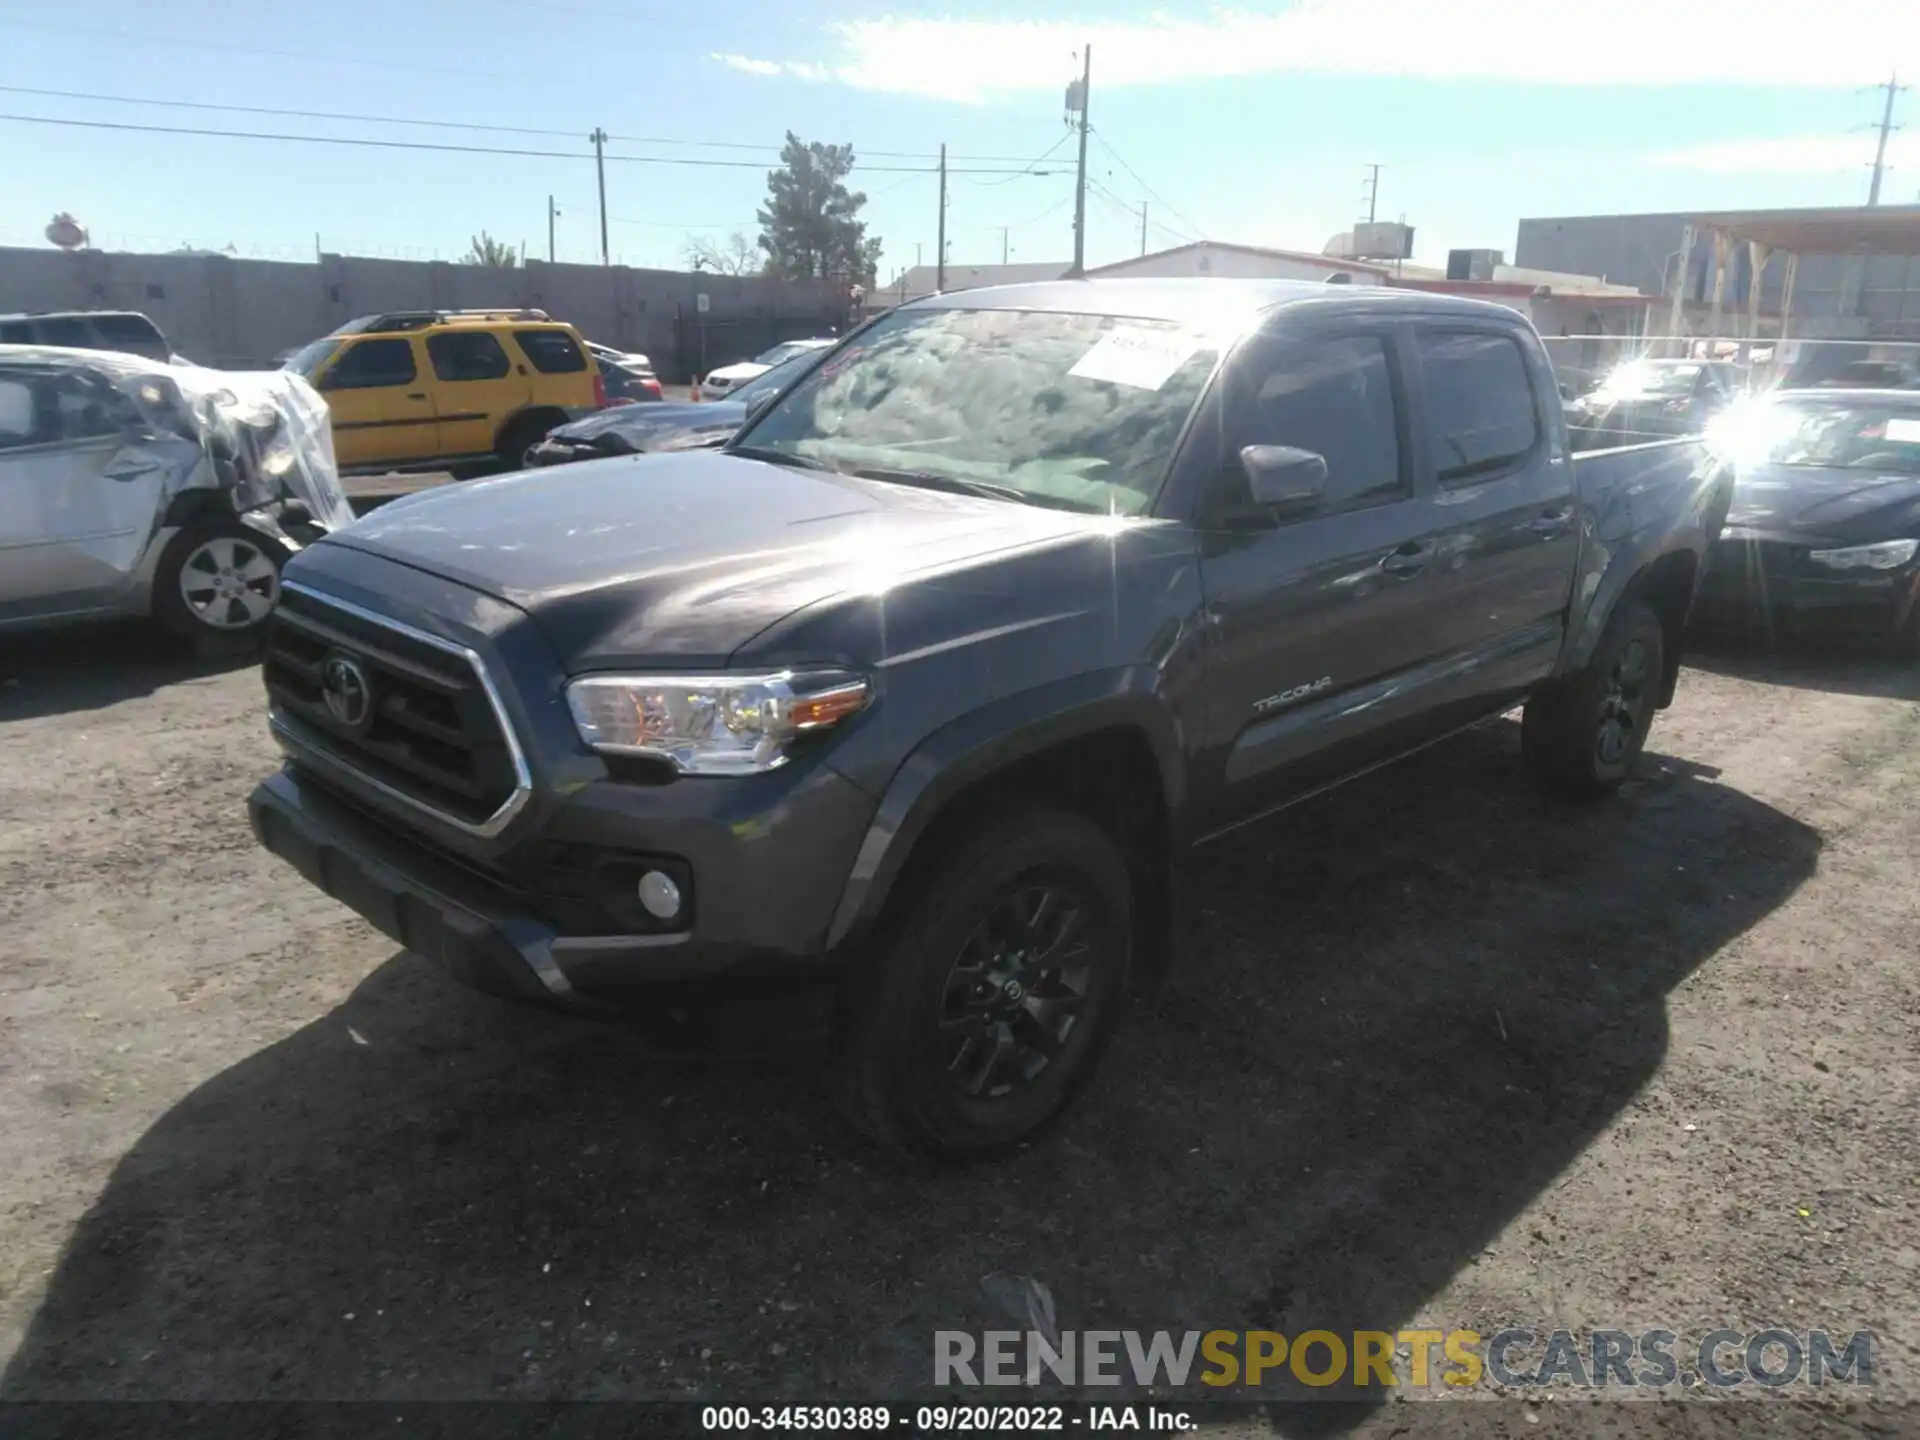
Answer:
top-left (1068, 45), bottom-right (1091, 276)
top-left (1138, 202), bottom-right (1147, 256)
top-left (1361, 164), bottom-right (1382, 224)
top-left (936, 144), bottom-right (948, 292)
top-left (590, 128), bottom-right (610, 265)
top-left (998, 226), bottom-right (1011, 264)
top-left (547, 195), bottom-right (559, 264)
top-left (1867, 72), bottom-right (1906, 206)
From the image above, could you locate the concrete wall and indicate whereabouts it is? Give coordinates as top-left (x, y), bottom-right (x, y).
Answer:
top-left (1515, 213), bottom-right (1920, 337)
top-left (0, 247), bottom-right (849, 379)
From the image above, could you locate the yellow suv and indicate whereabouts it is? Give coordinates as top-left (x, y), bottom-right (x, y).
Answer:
top-left (284, 309), bottom-right (606, 473)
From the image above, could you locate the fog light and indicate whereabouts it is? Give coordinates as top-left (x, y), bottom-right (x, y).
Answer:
top-left (637, 869), bottom-right (682, 921)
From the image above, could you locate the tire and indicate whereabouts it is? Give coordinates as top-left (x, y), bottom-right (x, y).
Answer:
top-left (834, 804), bottom-right (1134, 1165)
top-left (494, 412), bottom-right (562, 473)
top-left (1523, 598), bottom-right (1666, 801)
top-left (151, 523), bottom-right (285, 645)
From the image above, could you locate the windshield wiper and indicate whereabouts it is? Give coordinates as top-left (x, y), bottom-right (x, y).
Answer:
top-left (729, 443), bottom-right (839, 473)
top-left (848, 466), bottom-right (1034, 506)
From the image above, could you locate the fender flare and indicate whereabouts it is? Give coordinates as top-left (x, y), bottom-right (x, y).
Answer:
top-left (1563, 534), bottom-right (1701, 674)
top-left (824, 667), bottom-right (1188, 951)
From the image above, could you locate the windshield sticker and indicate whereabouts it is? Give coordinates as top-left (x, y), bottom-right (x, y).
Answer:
top-left (1068, 327), bottom-right (1201, 391)
top-left (1885, 418), bottom-right (1920, 444)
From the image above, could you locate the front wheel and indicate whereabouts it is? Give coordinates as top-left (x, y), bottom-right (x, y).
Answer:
top-left (1523, 598), bottom-right (1666, 801)
top-left (834, 805), bottom-right (1134, 1164)
top-left (152, 523), bottom-right (284, 645)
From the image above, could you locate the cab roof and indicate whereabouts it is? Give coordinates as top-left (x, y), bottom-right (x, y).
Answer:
top-left (904, 276), bottom-right (1532, 330)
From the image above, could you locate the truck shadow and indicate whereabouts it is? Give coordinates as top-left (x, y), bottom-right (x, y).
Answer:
top-left (1683, 635), bottom-right (1920, 703)
top-left (0, 722), bottom-right (1819, 1433)
top-left (0, 623), bottom-right (256, 721)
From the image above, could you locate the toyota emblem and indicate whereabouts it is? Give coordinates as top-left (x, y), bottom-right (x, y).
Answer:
top-left (320, 652), bottom-right (374, 730)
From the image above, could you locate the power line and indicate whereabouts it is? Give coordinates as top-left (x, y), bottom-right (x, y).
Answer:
top-left (0, 83), bottom-right (580, 138)
top-left (958, 132), bottom-right (1074, 187)
top-left (0, 83), bottom-right (1052, 164)
top-left (1014, 194), bottom-right (1075, 228)
top-left (1088, 129), bottom-right (1206, 239)
top-left (0, 112), bottom-right (1056, 174)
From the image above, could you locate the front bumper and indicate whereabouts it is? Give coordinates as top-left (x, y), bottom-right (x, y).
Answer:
top-left (1694, 534), bottom-right (1920, 640)
top-left (248, 764), bottom-right (863, 1011)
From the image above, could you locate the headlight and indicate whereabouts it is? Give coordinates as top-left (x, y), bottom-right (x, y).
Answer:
top-left (1807, 539), bottom-right (1919, 571)
top-left (565, 670), bottom-right (870, 775)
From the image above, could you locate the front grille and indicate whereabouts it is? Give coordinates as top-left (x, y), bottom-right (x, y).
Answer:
top-left (1701, 538), bottom-right (1807, 594)
top-left (263, 586), bottom-right (526, 832)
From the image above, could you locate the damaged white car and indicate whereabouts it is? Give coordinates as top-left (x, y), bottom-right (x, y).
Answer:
top-left (0, 345), bottom-right (353, 645)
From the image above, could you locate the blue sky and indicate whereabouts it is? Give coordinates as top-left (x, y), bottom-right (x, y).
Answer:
top-left (3, 0), bottom-right (1915, 278)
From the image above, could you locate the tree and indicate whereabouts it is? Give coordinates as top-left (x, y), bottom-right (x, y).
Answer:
top-left (460, 231), bottom-right (518, 268)
top-left (685, 230), bottom-right (761, 276)
top-left (756, 133), bottom-right (882, 286)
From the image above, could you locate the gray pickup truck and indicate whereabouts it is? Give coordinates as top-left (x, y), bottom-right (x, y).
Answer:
top-left (247, 279), bottom-right (1731, 1162)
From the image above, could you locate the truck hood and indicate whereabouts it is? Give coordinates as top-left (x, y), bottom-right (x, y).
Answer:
top-left (1726, 463), bottom-right (1920, 543)
top-left (322, 451), bottom-right (1104, 669)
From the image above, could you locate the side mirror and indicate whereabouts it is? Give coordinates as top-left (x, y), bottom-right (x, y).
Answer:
top-left (742, 388), bottom-right (780, 424)
top-left (1239, 444), bottom-right (1327, 516)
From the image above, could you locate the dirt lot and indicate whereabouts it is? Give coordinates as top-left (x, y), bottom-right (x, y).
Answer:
top-left (0, 626), bottom-right (1915, 1434)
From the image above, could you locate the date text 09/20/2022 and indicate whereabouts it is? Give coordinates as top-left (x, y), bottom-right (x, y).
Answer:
top-left (700, 1405), bottom-right (1195, 1432)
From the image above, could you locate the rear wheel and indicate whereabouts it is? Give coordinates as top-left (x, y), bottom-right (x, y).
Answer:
top-left (152, 523), bottom-right (284, 645)
top-left (494, 411), bottom-right (564, 473)
top-left (834, 805), bottom-right (1133, 1164)
top-left (1523, 598), bottom-right (1665, 801)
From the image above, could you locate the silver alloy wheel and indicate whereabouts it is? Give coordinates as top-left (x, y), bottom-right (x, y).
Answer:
top-left (178, 534), bottom-right (279, 630)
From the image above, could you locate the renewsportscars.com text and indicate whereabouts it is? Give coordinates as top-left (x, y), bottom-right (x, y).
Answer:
top-left (934, 1327), bottom-right (1875, 1391)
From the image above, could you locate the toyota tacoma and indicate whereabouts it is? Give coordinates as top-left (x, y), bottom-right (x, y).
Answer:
top-left (247, 279), bottom-right (1730, 1161)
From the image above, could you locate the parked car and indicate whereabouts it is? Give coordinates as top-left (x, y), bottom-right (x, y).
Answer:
top-left (281, 308), bottom-right (606, 474)
top-left (1813, 358), bottom-right (1920, 391)
top-left (585, 341), bottom-right (663, 403)
top-left (0, 345), bottom-right (352, 644)
top-left (1695, 388), bottom-right (1920, 652)
top-left (246, 279), bottom-right (1728, 1161)
top-left (0, 309), bottom-right (175, 365)
top-left (1564, 358), bottom-right (1745, 448)
top-left (525, 348), bottom-right (819, 466)
top-left (699, 337), bottom-right (835, 400)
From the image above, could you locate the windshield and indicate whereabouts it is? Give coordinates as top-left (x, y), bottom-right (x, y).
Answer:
top-left (734, 306), bottom-right (1220, 515)
top-left (1762, 405), bottom-right (1920, 474)
top-left (282, 337), bottom-right (341, 379)
top-left (1597, 361), bottom-right (1702, 398)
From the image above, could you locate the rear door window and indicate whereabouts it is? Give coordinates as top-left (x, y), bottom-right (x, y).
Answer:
top-left (1415, 331), bottom-right (1541, 484)
top-left (322, 338), bottom-right (418, 390)
top-left (428, 331), bottom-right (512, 381)
top-left (513, 329), bottom-right (587, 374)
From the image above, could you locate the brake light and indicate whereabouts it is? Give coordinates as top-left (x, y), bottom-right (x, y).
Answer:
top-left (642, 376), bottom-right (662, 397)
top-left (593, 369), bottom-right (608, 407)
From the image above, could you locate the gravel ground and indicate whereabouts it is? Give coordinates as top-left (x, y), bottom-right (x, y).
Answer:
top-left (0, 625), bottom-right (1915, 1436)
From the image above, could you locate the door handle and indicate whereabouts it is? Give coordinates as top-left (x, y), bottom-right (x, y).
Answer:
top-left (406, 392), bottom-right (428, 401)
top-left (1532, 507), bottom-right (1575, 536)
top-left (1378, 541), bottom-right (1432, 577)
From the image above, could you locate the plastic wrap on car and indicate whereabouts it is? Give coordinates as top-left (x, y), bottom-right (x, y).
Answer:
top-left (0, 344), bottom-right (353, 536)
